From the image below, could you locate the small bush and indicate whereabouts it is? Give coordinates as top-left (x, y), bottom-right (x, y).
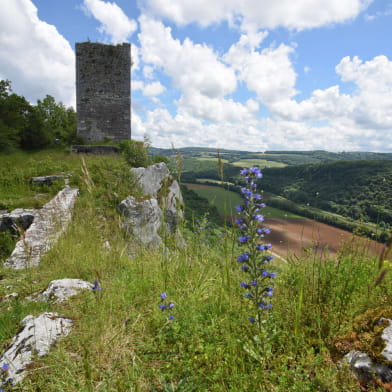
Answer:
top-left (120, 140), bottom-right (150, 168)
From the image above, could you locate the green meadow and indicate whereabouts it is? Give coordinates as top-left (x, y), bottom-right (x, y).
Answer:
top-left (0, 151), bottom-right (390, 391)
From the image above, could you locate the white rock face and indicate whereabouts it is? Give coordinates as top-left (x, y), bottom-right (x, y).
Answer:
top-left (4, 187), bottom-right (79, 270)
top-left (381, 318), bottom-right (392, 362)
top-left (0, 313), bottom-right (72, 386)
top-left (343, 350), bottom-right (392, 383)
top-left (343, 319), bottom-right (392, 385)
top-left (121, 163), bottom-right (184, 248)
top-left (29, 279), bottom-right (93, 303)
top-left (131, 162), bottom-right (171, 198)
top-left (118, 196), bottom-right (163, 248)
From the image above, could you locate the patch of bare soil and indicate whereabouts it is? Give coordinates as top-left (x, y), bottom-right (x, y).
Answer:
top-left (265, 218), bottom-right (383, 260)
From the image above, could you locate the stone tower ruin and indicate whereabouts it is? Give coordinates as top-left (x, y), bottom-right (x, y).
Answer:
top-left (75, 42), bottom-right (131, 142)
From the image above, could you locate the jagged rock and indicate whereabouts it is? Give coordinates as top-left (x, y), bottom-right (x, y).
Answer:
top-left (118, 196), bottom-right (163, 248)
top-left (0, 312), bottom-right (72, 386)
top-left (28, 279), bottom-right (93, 303)
top-left (131, 163), bottom-right (171, 199)
top-left (4, 187), bottom-right (79, 270)
top-left (0, 209), bottom-right (36, 233)
top-left (1, 292), bottom-right (18, 302)
top-left (343, 350), bottom-right (392, 384)
top-left (29, 175), bottom-right (63, 185)
top-left (381, 318), bottom-right (392, 362)
top-left (129, 163), bottom-right (184, 236)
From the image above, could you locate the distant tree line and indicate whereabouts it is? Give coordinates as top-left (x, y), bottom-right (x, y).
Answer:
top-left (0, 80), bottom-right (79, 152)
top-left (260, 160), bottom-right (392, 237)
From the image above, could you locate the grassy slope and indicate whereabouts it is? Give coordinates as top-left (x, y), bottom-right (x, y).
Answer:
top-left (0, 151), bottom-right (390, 391)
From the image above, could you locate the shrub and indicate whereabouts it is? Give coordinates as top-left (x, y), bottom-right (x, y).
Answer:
top-left (119, 140), bottom-right (150, 168)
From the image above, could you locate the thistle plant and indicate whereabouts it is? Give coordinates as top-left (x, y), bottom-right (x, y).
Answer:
top-left (235, 167), bottom-right (276, 327)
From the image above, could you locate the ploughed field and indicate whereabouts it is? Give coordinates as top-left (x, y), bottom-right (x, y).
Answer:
top-left (265, 217), bottom-right (383, 259)
top-left (185, 182), bottom-right (384, 259)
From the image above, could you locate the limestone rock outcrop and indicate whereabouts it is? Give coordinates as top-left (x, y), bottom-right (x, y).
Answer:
top-left (0, 209), bottom-right (36, 233)
top-left (342, 317), bottom-right (392, 386)
top-left (28, 278), bottom-right (93, 303)
top-left (0, 313), bottom-right (72, 386)
top-left (119, 163), bottom-right (184, 248)
top-left (4, 187), bottom-right (79, 270)
top-left (118, 196), bottom-right (163, 248)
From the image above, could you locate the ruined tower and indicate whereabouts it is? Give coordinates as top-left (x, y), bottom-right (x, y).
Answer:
top-left (75, 42), bottom-right (131, 142)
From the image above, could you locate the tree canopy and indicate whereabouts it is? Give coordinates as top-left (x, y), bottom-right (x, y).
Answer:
top-left (0, 80), bottom-right (77, 152)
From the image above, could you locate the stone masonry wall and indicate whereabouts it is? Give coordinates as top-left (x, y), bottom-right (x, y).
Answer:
top-left (76, 42), bottom-right (131, 142)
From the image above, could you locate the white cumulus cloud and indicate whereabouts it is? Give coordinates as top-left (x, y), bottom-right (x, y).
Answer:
top-left (83, 0), bottom-right (137, 43)
top-left (143, 0), bottom-right (372, 31)
top-left (0, 0), bottom-right (75, 106)
top-left (138, 16), bottom-right (237, 99)
top-left (225, 34), bottom-right (297, 105)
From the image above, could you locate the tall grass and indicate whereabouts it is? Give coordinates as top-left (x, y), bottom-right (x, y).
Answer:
top-left (0, 152), bottom-right (390, 391)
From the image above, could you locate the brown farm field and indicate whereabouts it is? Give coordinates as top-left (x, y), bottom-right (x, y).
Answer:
top-left (266, 217), bottom-right (383, 260)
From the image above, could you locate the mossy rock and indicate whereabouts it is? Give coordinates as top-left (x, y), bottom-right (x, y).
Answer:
top-left (331, 306), bottom-right (392, 364)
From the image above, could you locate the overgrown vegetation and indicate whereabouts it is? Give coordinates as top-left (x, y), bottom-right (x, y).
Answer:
top-left (0, 80), bottom-right (79, 152)
top-left (0, 151), bottom-right (391, 391)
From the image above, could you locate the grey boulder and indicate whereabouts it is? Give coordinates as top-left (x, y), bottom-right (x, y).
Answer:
top-left (0, 312), bottom-right (72, 386)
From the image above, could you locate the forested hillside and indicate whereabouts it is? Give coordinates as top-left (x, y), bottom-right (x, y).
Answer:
top-left (262, 160), bottom-right (392, 228)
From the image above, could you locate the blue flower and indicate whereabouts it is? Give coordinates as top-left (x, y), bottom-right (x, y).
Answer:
top-left (238, 236), bottom-right (250, 243)
top-left (253, 214), bottom-right (264, 222)
top-left (249, 280), bottom-right (257, 286)
top-left (243, 293), bottom-right (253, 298)
top-left (1, 363), bottom-right (9, 371)
top-left (264, 290), bottom-right (273, 297)
top-left (159, 304), bottom-right (167, 310)
top-left (169, 302), bottom-right (175, 309)
top-left (254, 193), bottom-right (262, 200)
top-left (240, 168), bottom-right (249, 176)
top-left (240, 281), bottom-right (249, 288)
top-left (237, 252), bottom-right (249, 262)
top-left (248, 317), bottom-right (255, 323)
top-left (259, 302), bottom-right (272, 309)
top-left (168, 315), bottom-right (175, 320)
top-left (160, 292), bottom-right (167, 299)
top-left (92, 280), bottom-right (102, 291)
top-left (241, 265), bottom-right (249, 272)
top-left (235, 204), bottom-right (244, 213)
top-left (250, 167), bottom-right (263, 178)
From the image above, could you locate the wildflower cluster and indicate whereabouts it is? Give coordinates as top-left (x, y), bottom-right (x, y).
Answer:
top-left (194, 215), bottom-right (213, 247)
top-left (92, 280), bottom-right (102, 291)
top-left (235, 167), bottom-right (276, 325)
top-left (158, 292), bottom-right (175, 321)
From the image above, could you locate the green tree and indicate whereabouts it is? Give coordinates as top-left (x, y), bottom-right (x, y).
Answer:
top-left (36, 95), bottom-right (77, 145)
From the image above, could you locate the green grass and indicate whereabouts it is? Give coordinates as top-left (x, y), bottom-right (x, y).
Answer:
top-left (0, 151), bottom-right (390, 391)
top-left (0, 149), bottom-right (81, 210)
top-left (185, 183), bottom-right (302, 219)
top-left (184, 184), bottom-right (242, 216)
top-left (232, 159), bottom-right (287, 168)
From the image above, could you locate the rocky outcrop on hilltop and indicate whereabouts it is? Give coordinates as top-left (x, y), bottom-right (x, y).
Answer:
top-left (118, 163), bottom-right (184, 248)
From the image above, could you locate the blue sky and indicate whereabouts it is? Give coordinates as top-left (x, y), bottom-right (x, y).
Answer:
top-left (1, 0), bottom-right (392, 152)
